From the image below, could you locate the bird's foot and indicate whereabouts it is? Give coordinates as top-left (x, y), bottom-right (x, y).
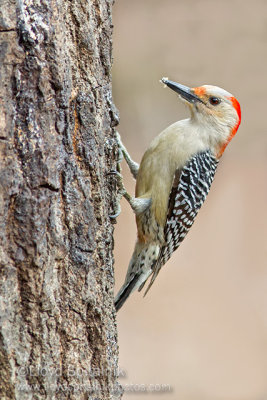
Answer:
top-left (115, 131), bottom-right (139, 179)
top-left (107, 170), bottom-right (133, 218)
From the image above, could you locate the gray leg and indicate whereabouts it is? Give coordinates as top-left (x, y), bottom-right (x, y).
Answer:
top-left (108, 169), bottom-right (132, 219)
top-left (116, 131), bottom-right (139, 179)
top-left (109, 132), bottom-right (146, 219)
top-left (109, 171), bottom-right (150, 218)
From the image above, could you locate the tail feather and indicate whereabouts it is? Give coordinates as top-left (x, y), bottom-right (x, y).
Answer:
top-left (114, 242), bottom-right (160, 311)
top-left (115, 272), bottom-right (142, 311)
top-left (143, 263), bottom-right (161, 296)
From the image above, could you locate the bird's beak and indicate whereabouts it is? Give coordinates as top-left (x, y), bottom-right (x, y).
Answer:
top-left (161, 78), bottom-right (204, 104)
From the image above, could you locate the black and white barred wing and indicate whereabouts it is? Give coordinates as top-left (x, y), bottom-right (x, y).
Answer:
top-left (145, 150), bottom-right (218, 294)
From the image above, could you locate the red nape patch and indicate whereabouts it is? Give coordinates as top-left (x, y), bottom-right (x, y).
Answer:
top-left (217, 96), bottom-right (241, 158)
top-left (230, 96), bottom-right (241, 123)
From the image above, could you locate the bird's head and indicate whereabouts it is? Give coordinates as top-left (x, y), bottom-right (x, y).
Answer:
top-left (161, 78), bottom-right (241, 158)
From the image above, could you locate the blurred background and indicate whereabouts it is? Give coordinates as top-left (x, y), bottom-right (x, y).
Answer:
top-left (112, 1), bottom-right (267, 399)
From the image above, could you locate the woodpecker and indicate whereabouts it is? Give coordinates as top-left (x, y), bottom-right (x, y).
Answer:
top-left (114, 78), bottom-right (241, 311)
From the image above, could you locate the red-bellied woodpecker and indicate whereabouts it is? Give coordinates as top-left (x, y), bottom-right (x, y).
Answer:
top-left (114, 78), bottom-right (241, 311)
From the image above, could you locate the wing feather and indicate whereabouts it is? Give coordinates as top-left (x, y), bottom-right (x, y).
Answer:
top-left (144, 150), bottom-right (218, 295)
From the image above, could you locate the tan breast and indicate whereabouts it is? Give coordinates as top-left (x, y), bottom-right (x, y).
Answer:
top-left (135, 119), bottom-right (211, 231)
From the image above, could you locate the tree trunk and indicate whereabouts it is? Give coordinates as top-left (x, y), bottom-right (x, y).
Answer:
top-left (0, 0), bottom-right (120, 399)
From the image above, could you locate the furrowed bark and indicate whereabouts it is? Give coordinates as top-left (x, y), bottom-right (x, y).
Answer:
top-left (0, 0), bottom-right (121, 399)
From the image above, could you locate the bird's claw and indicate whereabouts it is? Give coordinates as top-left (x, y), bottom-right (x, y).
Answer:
top-left (107, 169), bottom-right (126, 219)
top-left (115, 131), bottom-right (139, 179)
top-left (106, 170), bottom-right (122, 179)
top-left (115, 131), bottom-right (124, 165)
top-left (108, 131), bottom-right (137, 219)
top-left (109, 203), bottom-right (122, 219)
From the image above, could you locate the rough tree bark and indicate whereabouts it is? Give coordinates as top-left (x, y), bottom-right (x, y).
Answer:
top-left (0, 0), bottom-right (121, 399)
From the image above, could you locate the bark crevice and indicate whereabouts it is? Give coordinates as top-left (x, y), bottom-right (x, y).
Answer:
top-left (0, 0), bottom-right (120, 399)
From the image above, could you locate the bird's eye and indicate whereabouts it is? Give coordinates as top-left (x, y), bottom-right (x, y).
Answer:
top-left (209, 96), bottom-right (221, 106)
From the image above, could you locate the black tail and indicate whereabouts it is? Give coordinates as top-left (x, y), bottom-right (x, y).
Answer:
top-left (114, 272), bottom-right (141, 311)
